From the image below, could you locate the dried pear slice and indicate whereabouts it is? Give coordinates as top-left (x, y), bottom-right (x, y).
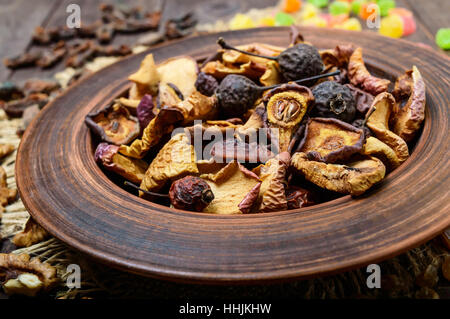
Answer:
top-left (200, 161), bottom-right (261, 215)
top-left (391, 66), bottom-right (426, 142)
top-left (252, 152), bottom-right (290, 212)
top-left (85, 103), bottom-right (140, 146)
top-left (140, 133), bottom-right (199, 192)
top-left (366, 92), bottom-right (409, 163)
top-left (264, 83), bottom-right (314, 153)
top-left (361, 136), bottom-right (401, 170)
top-left (291, 152), bottom-right (386, 196)
top-left (128, 53), bottom-right (159, 96)
top-left (348, 47), bottom-right (390, 95)
top-left (298, 117), bottom-right (364, 163)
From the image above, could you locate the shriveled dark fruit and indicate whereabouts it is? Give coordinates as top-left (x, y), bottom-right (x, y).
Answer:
top-left (286, 186), bottom-right (316, 209)
top-left (136, 94), bottom-right (155, 130)
top-left (277, 43), bottom-right (323, 82)
top-left (311, 81), bottom-right (356, 123)
top-left (169, 176), bottom-right (214, 212)
top-left (0, 82), bottom-right (24, 101)
top-left (218, 38), bottom-right (323, 83)
top-left (216, 74), bottom-right (260, 118)
top-left (195, 72), bottom-right (219, 97)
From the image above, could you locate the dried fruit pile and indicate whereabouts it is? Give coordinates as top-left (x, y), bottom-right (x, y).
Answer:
top-left (86, 29), bottom-right (426, 214)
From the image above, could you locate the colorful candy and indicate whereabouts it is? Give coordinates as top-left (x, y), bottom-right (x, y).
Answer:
top-left (301, 3), bottom-right (320, 20)
top-left (359, 2), bottom-right (378, 20)
top-left (378, 0), bottom-right (396, 17)
top-left (307, 0), bottom-right (329, 8)
top-left (329, 13), bottom-right (349, 27)
top-left (229, 13), bottom-right (255, 30)
top-left (302, 16), bottom-right (328, 27)
top-left (335, 17), bottom-right (362, 31)
top-left (379, 14), bottom-right (403, 38)
top-left (275, 12), bottom-right (296, 26)
top-left (351, 0), bottom-right (366, 15)
top-left (282, 0), bottom-right (302, 13)
top-left (258, 16), bottom-right (276, 27)
top-left (388, 8), bottom-right (416, 37)
top-left (329, 1), bottom-right (351, 16)
top-left (435, 28), bottom-right (450, 50)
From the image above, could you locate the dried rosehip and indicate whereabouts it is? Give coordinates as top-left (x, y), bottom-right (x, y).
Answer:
top-left (169, 176), bottom-right (214, 212)
top-left (311, 81), bottom-right (356, 123)
top-left (195, 72), bottom-right (219, 97)
top-left (136, 94), bottom-right (155, 130)
top-left (218, 38), bottom-right (324, 82)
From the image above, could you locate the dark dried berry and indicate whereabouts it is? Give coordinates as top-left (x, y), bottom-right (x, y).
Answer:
top-left (311, 81), bottom-right (356, 123)
top-left (195, 72), bottom-right (219, 97)
top-left (169, 176), bottom-right (214, 212)
top-left (277, 43), bottom-right (323, 82)
top-left (216, 74), bottom-right (260, 118)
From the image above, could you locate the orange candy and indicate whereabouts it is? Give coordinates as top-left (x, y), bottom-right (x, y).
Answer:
top-left (359, 2), bottom-right (378, 20)
top-left (283, 0), bottom-right (302, 13)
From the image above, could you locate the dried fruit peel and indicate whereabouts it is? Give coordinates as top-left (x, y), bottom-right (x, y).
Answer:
top-left (140, 133), bottom-right (199, 192)
top-left (348, 47), bottom-right (390, 96)
top-left (299, 117), bottom-right (364, 163)
top-left (201, 161), bottom-right (260, 214)
top-left (366, 92), bottom-right (409, 163)
top-left (291, 152), bottom-right (386, 196)
top-left (391, 66), bottom-right (426, 142)
top-left (253, 152), bottom-right (290, 212)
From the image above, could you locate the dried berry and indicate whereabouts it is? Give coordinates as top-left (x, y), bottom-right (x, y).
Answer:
top-left (216, 74), bottom-right (260, 118)
top-left (218, 38), bottom-right (324, 82)
top-left (195, 72), bottom-right (219, 97)
top-left (216, 71), bottom-right (338, 118)
top-left (0, 82), bottom-right (24, 101)
top-left (311, 81), bottom-right (356, 123)
top-left (136, 94), bottom-right (155, 130)
top-left (169, 176), bottom-right (214, 212)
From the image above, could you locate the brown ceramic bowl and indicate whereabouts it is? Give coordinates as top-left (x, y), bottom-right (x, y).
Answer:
top-left (16, 27), bottom-right (450, 284)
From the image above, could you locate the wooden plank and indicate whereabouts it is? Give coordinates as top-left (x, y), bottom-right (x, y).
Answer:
top-left (9, 0), bottom-right (164, 82)
top-left (0, 0), bottom-right (58, 81)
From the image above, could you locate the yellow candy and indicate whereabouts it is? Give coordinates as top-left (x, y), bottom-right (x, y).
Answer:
top-left (301, 3), bottom-right (319, 20)
top-left (229, 13), bottom-right (255, 30)
top-left (259, 16), bottom-right (276, 27)
top-left (301, 16), bottom-right (328, 27)
top-left (379, 15), bottom-right (403, 38)
top-left (335, 17), bottom-right (362, 31)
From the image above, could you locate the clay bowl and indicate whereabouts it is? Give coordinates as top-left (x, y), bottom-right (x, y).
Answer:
top-left (16, 27), bottom-right (450, 284)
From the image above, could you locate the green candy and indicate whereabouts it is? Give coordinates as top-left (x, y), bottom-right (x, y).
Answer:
top-left (378, 0), bottom-right (396, 17)
top-left (436, 28), bottom-right (450, 50)
top-left (307, 0), bottom-right (329, 8)
top-left (275, 12), bottom-right (295, 26)
top-left (351, 0), bottom-right (365, 15)
top-left (329, 1), bottom-right (351, 16)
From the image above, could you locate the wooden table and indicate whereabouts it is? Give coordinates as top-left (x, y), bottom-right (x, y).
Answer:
top-left (0, 0), bottom-right (448, 82)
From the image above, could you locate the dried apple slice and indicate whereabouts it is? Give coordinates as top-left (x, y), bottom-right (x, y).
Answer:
top-left (200, 161), bottom-right (261, 214)
top-left (298, 117), bottom-right (365, 163)
top-left (128, 53), bottom-right (159, 96)
top-left (95, 143), bottom-right (148, 184)
top-left (366, 92), bottom-right (409, 163)
top-left (252, 152), bottom-right (290, 212)
top-left (157, 56), bottom-right (198, 99)
top-left (85, 103), bottom-right (140, 145)
top-left (390, 66), bottom-right (426, 142)
top-left (140, 133), bottom-right (199, 192)
top-left (291, 152), bottom-right (386, 196)
top-left (264, 83), bottom-right (314, 153)
top-left (361, 136), bottom-right (401, 170)
top-left (348, 47), bottom-right (390, 96)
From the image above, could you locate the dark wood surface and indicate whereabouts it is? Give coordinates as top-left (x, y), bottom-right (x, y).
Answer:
top-left (1, 0), bottom-right (449, 82)
top-left (15, 27), bottom-right (450, 283)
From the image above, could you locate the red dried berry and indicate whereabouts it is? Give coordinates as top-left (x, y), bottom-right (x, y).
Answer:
top-left (169, 176), bottom-right (214, 212)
